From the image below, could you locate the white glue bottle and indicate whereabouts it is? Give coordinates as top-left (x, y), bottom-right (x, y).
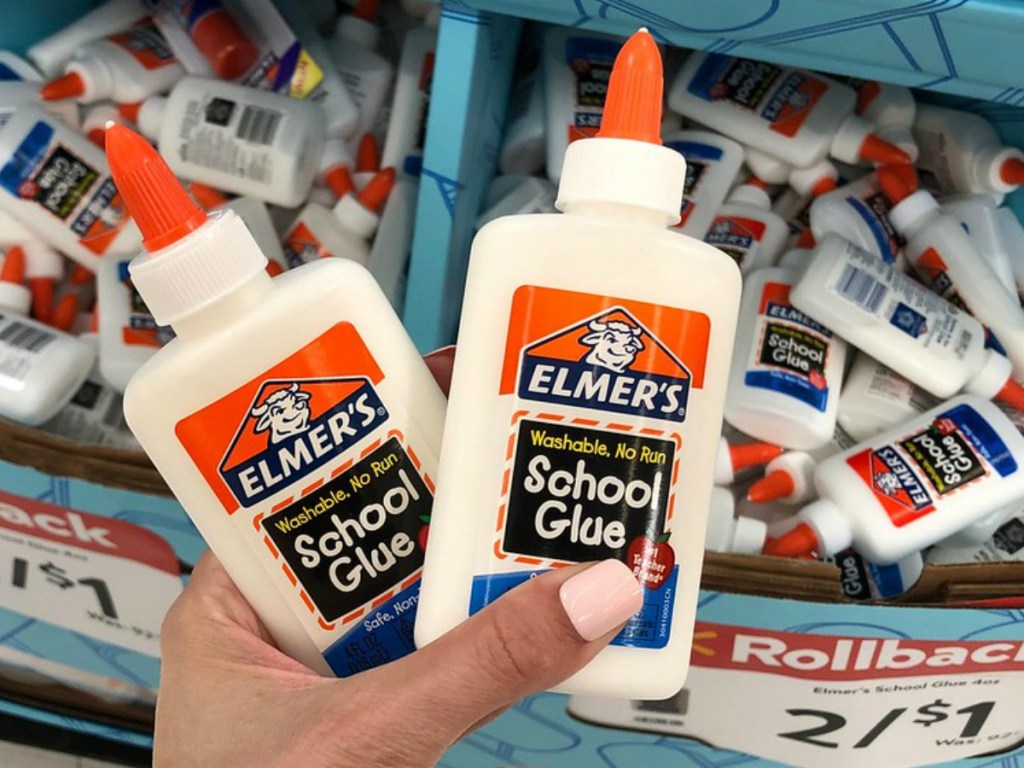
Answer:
top-left (107, 124), bottom-right (445, 676)
top-left (415, 30), bottom-right (742, 700)
top-left (790, 236), bottom-right (1024, 411)
top-left (744, 147), bottom-right (793, 185)
top-left (704, 488), bottom-right (767, 555)
top-left (998, 209), bottom-right (1024, 302)
top-left (39, 20), bottom-right (183, 105)
top-left (0, 247), bottom-right (94, 425)
top-left (878, 166), bottom-right (1024, 380)
top-left (703, 181), bottom-right (788, 274)
top-left (912, 104), bottom-right (1024, 199)
top-left (837, 352), bottom-right (938, 442)
top-left (940, 194), bottom-right (1019, 301)
top-left (668, 53), bottom-right (910, 169)
top-left (541, 25), bottom-right (621, 183)
top-left (95, 250), bottom-right (167, 393)
top-left (133, 76), bottom-right (327, 207)
top-left (27, 0), bottom-right (147, 77)
top-left (746, 424), bottom-right (858, 505)
top-left (809, 172), bottom-right (902, 264)
top-left (725, 265), bottom-right (847, 449)
top-left (713, 435), bottom-right (783, 485)
top-left (663, 129), bottom-right (744, 239)
top-left (380, 8), bottom-right (438, 178)
top-left (368, 179), bottom-right (418, 309)
top-left (928, 512), bottom-right (1024, 564)
top-left (81, 103), bottom-right (129, 149)
top-left (214, 197), bottom-right (286, 273)
top-left (763, 394), bottom-right (1024, 564)
top-left (936, 504), bottom-right (1016, 550)
top-left (0, 105), bottom-right (141, 270)
top-left (830, 547), bottom-right (923, 600)
top-left (329, 0), bottom-right (394, 140)
top-left (475, 176), bottom-right (556, 231)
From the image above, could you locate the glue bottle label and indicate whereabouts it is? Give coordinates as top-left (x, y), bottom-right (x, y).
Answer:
top-left (564, 37), bottom-right (619, 145)
top-left (282, 221), bottom-right (332, 268)
top-left (117, 260), bottom-right (170, 348)
top-left (175, 323), bottom-right (434, 675)
top-left (468, 286), bottom-right (712, 650)
top-left (107, 20), bottom-right (178, 71)
top-left (745, 281), bottom-right (833, 411)
top-left (687, 54), bottom-right (827, 137)
top-left (667, 139), bottom-right (722, 229)
top-left (704, 215), bottom-right (765, 269)
top-left (846, 403), bottom-right (1016, 527)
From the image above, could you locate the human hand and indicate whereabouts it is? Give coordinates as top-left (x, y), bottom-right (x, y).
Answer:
top-left (154, 347), bottom-right (643, 767)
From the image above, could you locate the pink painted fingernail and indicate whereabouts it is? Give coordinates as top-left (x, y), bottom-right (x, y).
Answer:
top-left (559, 560), bottom-right (643, 641)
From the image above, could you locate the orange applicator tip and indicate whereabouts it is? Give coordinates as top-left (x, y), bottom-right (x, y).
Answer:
top-left (106, 125), bottom-right (208, 253)
top-left (996, 379), bottom-right (1024, 412)
top-left (118, 102), bottom-right (142, 123)
top-left (50, 293), bottom-right (78, 332)
top-left (0, 246), bottom-right (25, 284)
top-left (595, 28), bottom-right (663, 145)
top-left (190, 7), bottom-right (260, 81)
top-left (266, 260), bottom-right (284, 277)
top-left (1000, 157), bottom-right (1024, 186)
top-left (747, 470), bottom-right (796, 504)
top-left (28, 277), bottom-right (55, 323)
top-left (87, 128), bottom-right (106, 148)
top-left (747, 177), bottom-right (769, 190)
top-left (810, 176), bottom-right (837, 197)
top-left (40, 72), bottom-right (85, 101)
top-left (358, 167), bottom-right (395, 213)
top-left (729, 441), bottom-right (784, 472)
top-left (69, 263), bottom-right (94, 285)
top-left (89, 304), bottom-right (99, 333)
top-left (876, 163), bottom-right (918, 206)
top-left (859, 134), bottom-right (911, 166)
top-left (356, 133), bottom-right (381, 173)
top-left (354, 0), bottom-right (379, 21)
top-left (762, 522), bottom-right (820, 558)
top-left (325, 165), bottom-right (356, 199)
top-left (797, 228), bottom-right (816, 248)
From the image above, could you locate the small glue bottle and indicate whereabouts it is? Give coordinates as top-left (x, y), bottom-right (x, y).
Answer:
top-left (704, 487), bottom-right (767, 555)
top-left (713, 436), bottom-right (783, 485)
top-left (703, 180), bottom-right (788, 274)
top-left (763, 394), bottom-right (1024, 565)
top-left (0, 247), bottom-right (95, 425)
top-left (107, 125), bottom-right (445, 676)
top-left (663, 129), bottom-right (744, 239)
top-left (329, 0), bottom-right (394, 139)
top-left (415, 30), bottom-right (742, 700)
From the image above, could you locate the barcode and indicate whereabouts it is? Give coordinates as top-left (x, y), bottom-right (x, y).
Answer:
top-left (101, 394), bottom-right (128, 430)
top-left (0, 320), bottom-right (56, 353)
top-left (836, 264), bottom-right (888, 313)
top-left (236, 105), bottom-right (282, 146)
top-left (633, 689), bottom-right (689, 715)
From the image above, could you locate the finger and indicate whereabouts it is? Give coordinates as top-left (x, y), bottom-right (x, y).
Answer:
top-left (368, 560), bottom-right (641, 753)
top-left (423, 345), bottom-right (455, 395)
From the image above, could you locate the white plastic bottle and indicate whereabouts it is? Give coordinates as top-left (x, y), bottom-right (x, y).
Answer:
top-left (704, 488), bottom-right (767, 555)
top-left (712, 435), bottom-right (783, 486)
top-left (416, 31), bottom-right (742, 700)
top-left (668, 52), bottom-right (909, 169)
top-left (281, 204), bottom-right (370, 269)
top-left (725, 266), bottom-right (847, 449)
top-left (940, 194), bottom-right (1019, 301)
top-left (928, 512), bottom-right (1024, 564)
top-left (744, 147), bottom-right (792, 185)
top-left (748, 451), bottom-right (818, 505)
top-left (935, 504), bottom-right (1016, 550)
top-left (368, 179), bottom-right (417, 309)
top-left (790, 236), bottom-right (1024, 411)
top-left (27, 0), bottom-right (147, 77)
top-left (834, 77), bottom-right (919, 163)
top-left (809, 173), bottom-right (902, 264)
top-left (703, 182), bottom-right (788, 274)
top-left (0, 105), bottom-right (141, 270)
top-left (663, 130), bottom-right (744, 239)
top-left (0, 51), bottom-right (43, 82)
top-left (763, 394), bottom-right (1024, 564)
top-left (39, 20), bottom-right (183, 105)
top-left (541, 25), bottom-right (621, 183)
top-left (475, 176), bottom-right (556, 231)
top-left (912, 104), bottom-right (1024, 198)
top-left (133, 76), bottom-right (327, 207)
top-left (214, 196), bottom-right (286, 272)
top-left (499, 26), bottom-right (545, 176)
top-left (0, 247), bottom-right (94, 425)
top-left (108, 125), bottom-right (445, 675)
top-left (24, 244), bottom-right (65, 324)
top-left (838, 353), bottom-right (938, 442)
top-left (329, 2), bottom-right (394, 140)
top-left (96, 251), bottom-right (167, 393)
top-left (831, 547), bottom-right (923, 600)
top-left (380, 8), bottom-right (438, 178)
top-left (879, 166), bottom-right (1024, 379)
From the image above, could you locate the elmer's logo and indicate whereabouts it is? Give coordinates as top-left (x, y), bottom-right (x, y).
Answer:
top-left (219, 378), bottom-right (389, 508)
top-left (516, 306), bottom-right (693, 422)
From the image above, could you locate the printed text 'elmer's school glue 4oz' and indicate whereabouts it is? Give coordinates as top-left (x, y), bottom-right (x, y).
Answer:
top-left (763, 395), bottom-right (1024, 565)
top-left (107, 125), bottom-right (445, 676)
top-left (415, 30), bottom-right (742, 700)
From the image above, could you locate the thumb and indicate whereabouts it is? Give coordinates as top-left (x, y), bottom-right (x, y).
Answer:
top-left (371, 560), bottom-right (642, 753)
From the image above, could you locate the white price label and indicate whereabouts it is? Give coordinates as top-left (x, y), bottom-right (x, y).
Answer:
top-left (0, 492), bottom-right (182, 657)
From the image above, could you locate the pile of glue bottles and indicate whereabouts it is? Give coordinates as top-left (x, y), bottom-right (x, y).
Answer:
top-left (488, 25), bottom-right (1024, 593)
top-left (0, 0), bottom-right (432, 449)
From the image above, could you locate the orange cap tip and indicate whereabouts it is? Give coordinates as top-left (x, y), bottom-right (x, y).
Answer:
top-left (810, 176), bottom-right (837, 197)
top-left (747, 177), bottom-right (769, 190)
top-left (191, 10), bottom-right (260, 80)
top-left (729, 440), bottom-right (784, 472)
top-left (996, 379), bottom-right (1024, 413)
top-left (747, 469), bottom-right (797, 504)
top-left (69, 263), bottom-right (94, 285)
top-left (118, 102), bottom-right (142, 123)
top-left (28, 277), bottom-right (55, 323)
top-left (356, 133), bottom-right (381, 173)
top-left (50, 293), bottom-right (78, 332)
top-left (354, 0), bottom-right (379, 21)
top-left (106, 125), bottom-right (208, 252)
top-left (358, 167), bottom-right (395, 213)
top-left (595, 28), bottom-right (663, 145)
top-left (796, 228), bottom-right (816, 249)
top-left (87, 128), bottom-right (106, 149)
top-left (0, 246), bottom-right (25, 284)
top-left (876, 163), bottom-right (917, 206)
top-left (40, 71), bottom-right (85, 101)
top-left (266, 260), bottom-right (284, 278)
top-left (859, 134), bottom-right (910, 166)
top-left (762, 522), bottom-right (820, 558)
top-left (325, 165), bottom-right (356, 200)
top-left (999, 157), bottom-right (1024, 187)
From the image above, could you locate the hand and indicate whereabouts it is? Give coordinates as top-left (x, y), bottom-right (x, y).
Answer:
top-left (154, 347), bottom-right (643, 767)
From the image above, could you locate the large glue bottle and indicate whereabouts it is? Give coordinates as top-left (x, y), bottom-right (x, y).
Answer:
top-left (107, 126), bottom-right (445, 676)
top-left (415, 30), bottom-right (742, 700)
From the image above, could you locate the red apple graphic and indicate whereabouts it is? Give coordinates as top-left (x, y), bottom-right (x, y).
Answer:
top-left (627, 530), bottom-right (675, 590)
top-left (417, 514), bottom-right (430, 552)
top-left (809, 370), bottom-right (826, 390)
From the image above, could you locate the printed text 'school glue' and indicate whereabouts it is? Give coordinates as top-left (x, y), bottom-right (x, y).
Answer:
top-left (415, 30), bottom-right (742, 700)
top-left (107, 126), bottom-right (445, 676)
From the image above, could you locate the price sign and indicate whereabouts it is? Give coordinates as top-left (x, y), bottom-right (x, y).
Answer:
top-left (0, 493), bottom-right (182, 657)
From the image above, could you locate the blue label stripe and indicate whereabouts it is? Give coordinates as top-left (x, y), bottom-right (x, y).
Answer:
top-left (0, 121), bottom-right (53, 196)
top-left (665, 141), bottom-right (725, 162)
top-left (0, 63), bottom-right (22, 82)
top-left (687, 53), bottom-right (731, 101)
top-left (847, 196), bottom-right (896, 263)
top-left (942, 403), bottom-right (1017, 478)
top-left (867, 561), bottom-right (907, 598)
top-left (323, 580), bottom-right (419, 676)
top-left (745, 370), bottom-right (829, 411)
